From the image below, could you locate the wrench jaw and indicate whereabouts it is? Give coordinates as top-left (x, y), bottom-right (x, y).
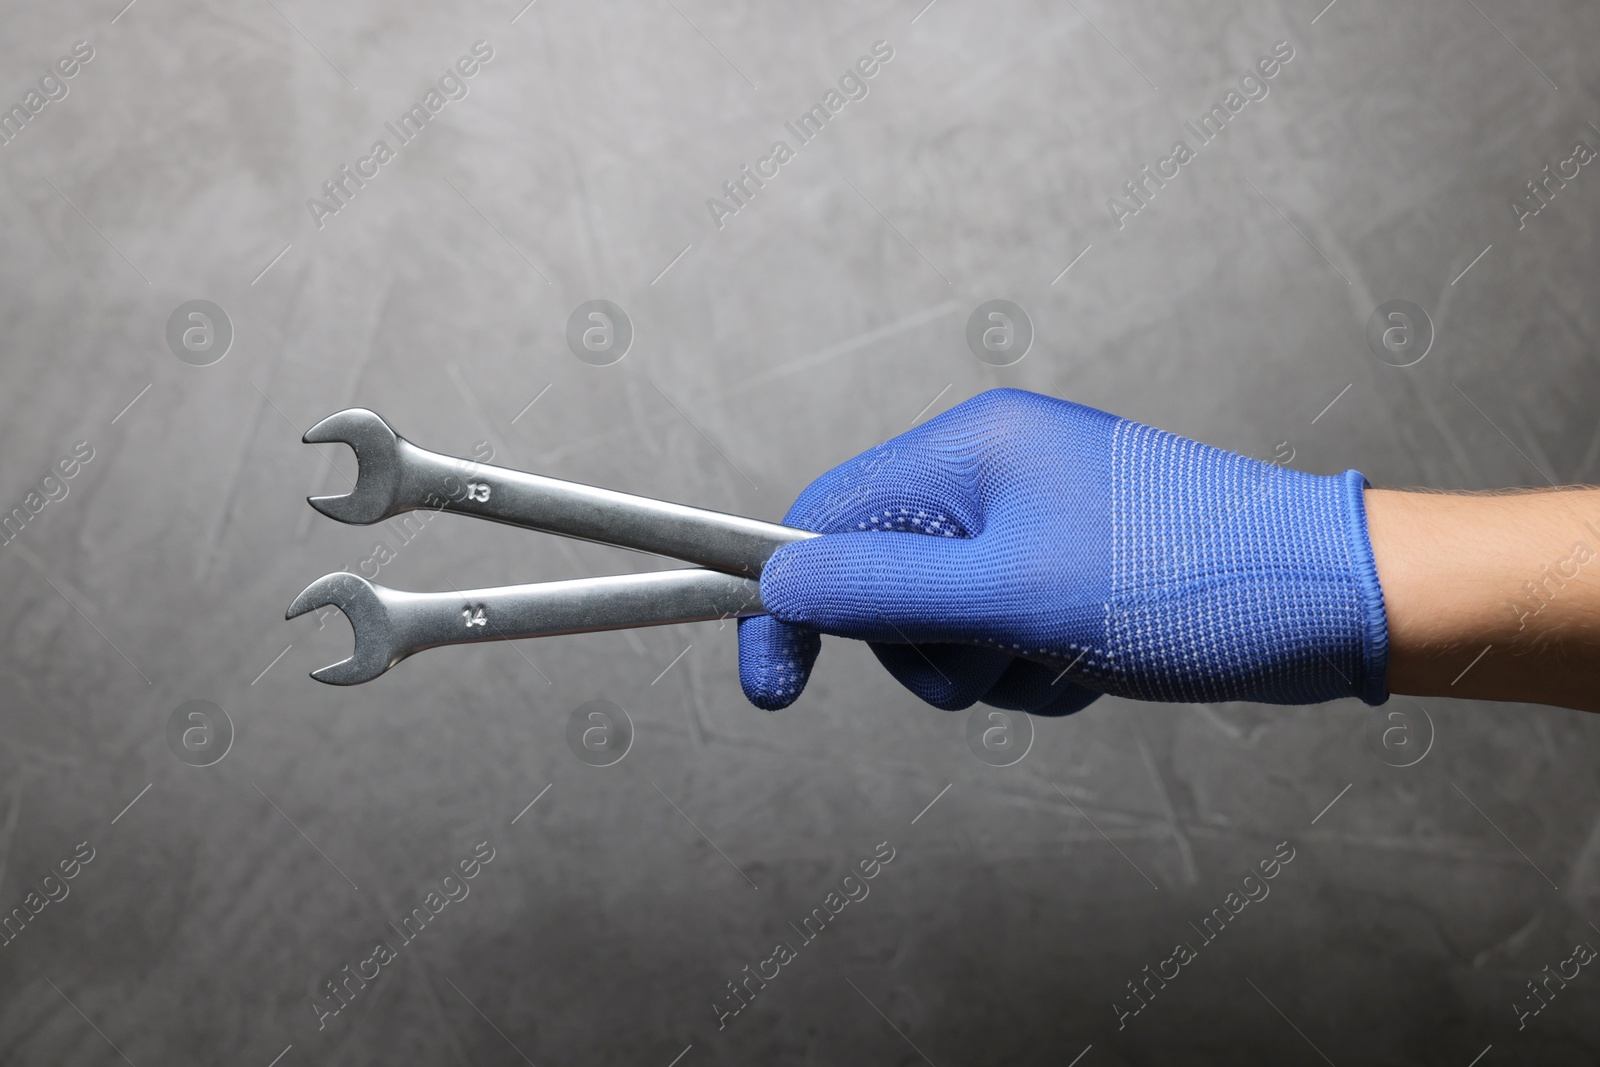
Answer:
top-left (286, 572), bottom-right (404, 685)
top-left (303, 408), bottom-right (405, 526)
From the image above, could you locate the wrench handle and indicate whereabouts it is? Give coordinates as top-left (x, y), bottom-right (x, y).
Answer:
top-left (395, 441), bottom-right (814, 576)
top-left (390, 569), bottom-right (765, 662)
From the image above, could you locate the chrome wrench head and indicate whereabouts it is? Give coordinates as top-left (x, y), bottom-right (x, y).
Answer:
top-left (285, 572), bottom-right (403, 685)
top-left (303, 408), bottom-right (405, 525)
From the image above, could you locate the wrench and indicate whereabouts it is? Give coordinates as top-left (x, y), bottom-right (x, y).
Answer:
top-left (287, 568), bottom-right (763, 684)
top-left (303, 408), bottom-right (815, 576)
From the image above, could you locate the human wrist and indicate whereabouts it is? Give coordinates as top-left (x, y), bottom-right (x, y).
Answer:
top-left (1365, 486), bottom-right (1600, 710)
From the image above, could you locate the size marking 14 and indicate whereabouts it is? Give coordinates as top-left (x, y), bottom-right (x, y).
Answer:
top-left (463, 604), bottom-right (488, 627)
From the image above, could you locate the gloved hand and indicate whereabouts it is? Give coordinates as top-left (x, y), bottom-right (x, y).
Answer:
top-left (738, 389), bottom-right (1389, 713)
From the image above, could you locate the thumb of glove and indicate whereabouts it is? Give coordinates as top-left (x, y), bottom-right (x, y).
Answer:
top-left (759, 526), bottom-right (986, 645)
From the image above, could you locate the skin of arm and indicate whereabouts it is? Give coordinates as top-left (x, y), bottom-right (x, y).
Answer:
top-left (1365, 487), bottom-right (1600, 713)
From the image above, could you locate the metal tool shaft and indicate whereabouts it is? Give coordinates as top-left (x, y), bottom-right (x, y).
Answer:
top-left (395, 439), bottom-right (813, 576)
top-left (402, 568), bottom-right (764, 648)
top-left (288, 568), bottom-right (764, 684)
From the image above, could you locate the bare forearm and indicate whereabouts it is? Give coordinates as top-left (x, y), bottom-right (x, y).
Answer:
top-left (1365, 487), bottom-right (1600, 713)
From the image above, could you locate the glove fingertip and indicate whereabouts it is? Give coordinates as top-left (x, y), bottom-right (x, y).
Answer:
top-left (1029, 683), bottom-right (1101, 717)
top-left (756, 539), bottom-right (824, 629)
top-left (869, 643), bottom-right (1012, 712)
top-left (737, 615), bottom-right (821, 711)
top-left (979, 658), bottom-right (1104, 717)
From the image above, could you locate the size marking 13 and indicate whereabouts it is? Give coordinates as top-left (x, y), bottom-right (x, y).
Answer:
top-left (466, 481), bottom-right (491, 502)
top-left (463, 604), bottom-right (488, 627)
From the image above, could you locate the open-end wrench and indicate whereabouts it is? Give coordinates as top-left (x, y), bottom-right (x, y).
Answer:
top-left (303, 408), bottom-right (816, 576)
top-left (287, 568), bottom-right (763, 684)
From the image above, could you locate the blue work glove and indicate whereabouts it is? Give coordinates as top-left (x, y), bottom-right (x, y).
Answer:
top-left (738, 389), bottom-right (1389, 713)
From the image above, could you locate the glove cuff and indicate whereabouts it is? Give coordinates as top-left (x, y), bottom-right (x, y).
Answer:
top-left (1339, 469), bottom-right (1391, 706)
top-left (1102, 419), bottom-right (1392, 707)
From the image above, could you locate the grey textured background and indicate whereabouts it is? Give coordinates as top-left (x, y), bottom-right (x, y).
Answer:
top-left (1, 0), bottom-right (1598, 1064)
